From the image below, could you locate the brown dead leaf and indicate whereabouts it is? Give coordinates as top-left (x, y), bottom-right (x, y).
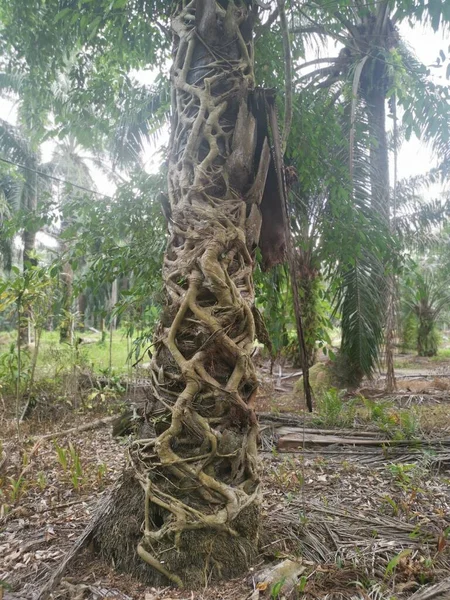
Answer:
top-left (437, 534), bottom-right (447, 553)
top-left (256, 581), bottom-right (268, 591)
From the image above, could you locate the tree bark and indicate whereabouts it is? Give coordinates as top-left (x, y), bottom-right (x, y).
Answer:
top-left (59, 254), bottom-right (73, 343)
top-left (367, 89), bottom-right (396, 391)
top-left (367, 89), bottom-right (389, 222)
top-left (20, 165), bottom-right (38, 346)
top-left (77, 292), bottom-right (87, 331)
top-left (94, 0), bottom-right (263, 587)
top-left (417, 311), bottom-right (438, 357)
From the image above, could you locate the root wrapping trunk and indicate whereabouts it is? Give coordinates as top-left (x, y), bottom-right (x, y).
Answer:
top-left (94, 0), bottom-right (271, 587)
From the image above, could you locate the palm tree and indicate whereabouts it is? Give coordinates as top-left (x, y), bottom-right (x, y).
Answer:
top-left (403, 265), bottom-right (450, 356)
top-left (92, 1), bottom-right (291, 586)
top-left (0, 170), bottom-right (22, 272)
top-left (288, 0), bottom-right (450, 387)
top-left (48, 136), bottom-right (97, 342)
top-left (0, 120), bottom-right (44, 343)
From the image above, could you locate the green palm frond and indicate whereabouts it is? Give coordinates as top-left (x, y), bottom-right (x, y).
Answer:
top-left (336, 250), bottom-right (386, 384)
top-left (403, 266), bottom-right (450, 321)
top-left (394, 196), bottom-right (450, 246)
top-left (0, 118), bottom-right (35, 166)
top-left (331, 102), bottom-right (391, 384)
top-left (397, 43), bottom-right (450, 174)
top-left (0, 172), bottom-right (23, 271)
top-left (0, 71), bottom-right (24, 96)
top-left (107, 78), bottom-right (170, 170)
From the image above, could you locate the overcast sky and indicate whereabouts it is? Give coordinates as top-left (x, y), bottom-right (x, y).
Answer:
top-left (396, 22), bottom-right (449, 188)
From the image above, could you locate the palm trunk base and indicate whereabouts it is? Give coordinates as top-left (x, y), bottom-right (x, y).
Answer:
top-left (93, 471), bottom-right (260, 588)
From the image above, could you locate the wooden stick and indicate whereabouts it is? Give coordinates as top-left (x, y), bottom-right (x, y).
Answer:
top-left (36, 414), bottom-right (119, 442)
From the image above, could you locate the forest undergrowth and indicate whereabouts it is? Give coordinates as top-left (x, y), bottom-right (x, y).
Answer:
top-left (2, 356), bottom-right (450, 600)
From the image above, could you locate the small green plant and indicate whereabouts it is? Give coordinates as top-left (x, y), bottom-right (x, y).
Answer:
top-left (297, 575), bottom-right (307, 593)
top-left (96, 462), bottom-right (108, 484)
top-left (362, 397), bottom-right (391, 422)
top-left (36, 471), bottom-right (47, 491)
top-left (397, 409), bottom-right (420, 439)
top-left (382, 494), bottom-right (400, 516)
top-left (270, 578), bottom-right (286, 599)
top-left (0, 579), bottom-right (12, 594)
top-left (384, 549), bottom-right (412, 579)
top-left (363, 397), bottom-right (420, 440)
top-left (54, 441), bottom-right (69, 471)
top-left (53, 441), bottom-right (85, 490)
top-left (270, 457), bottom-right (304, 492)
top-left (388, 463), bottom-right (415, 484)
top-left (315, 388), bottom-right (356, 427)
top-left (68, 442), bottom-right (84, 491)
top-left (7, 475), bottom-right (26, 503)
top-left (0, 343), bottom-right (30, 392)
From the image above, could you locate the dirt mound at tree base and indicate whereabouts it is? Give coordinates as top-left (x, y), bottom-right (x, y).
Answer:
top-left (92, 471), bottom-right (260, 589)
top-left (293, 361), bottom-right (343, 402)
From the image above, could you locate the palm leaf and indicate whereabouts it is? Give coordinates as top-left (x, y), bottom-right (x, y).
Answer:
top-left (336, 250), bottom-right (386, 383)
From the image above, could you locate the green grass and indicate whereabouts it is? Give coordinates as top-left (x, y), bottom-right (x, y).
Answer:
top-left (430, 348), bottom-right (450, 360)
top-left (0, 328), bottom-right (132, 378)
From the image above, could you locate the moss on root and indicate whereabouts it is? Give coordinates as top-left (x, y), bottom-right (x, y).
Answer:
top-left (93, 471), bottom-right (260, 588)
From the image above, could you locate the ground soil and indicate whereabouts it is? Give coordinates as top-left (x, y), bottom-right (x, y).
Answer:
top-left (2, 357), bottom-right (450, 599)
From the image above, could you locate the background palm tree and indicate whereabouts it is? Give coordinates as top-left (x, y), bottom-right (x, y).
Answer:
top-left (287, 0), bottom-right (450, 386)
top-left (402, 264), bottom-right (450, 356)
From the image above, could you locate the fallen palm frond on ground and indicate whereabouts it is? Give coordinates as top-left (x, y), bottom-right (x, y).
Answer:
top-left (261, 436), bottom-right (450, 600)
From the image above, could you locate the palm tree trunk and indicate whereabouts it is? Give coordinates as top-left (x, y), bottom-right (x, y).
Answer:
top-left (296, 263), bottom-right (319, 368)
top-left (94, 1), bottom-right (262, 586)
top-left (368, 89), bottom-right (389, 221)
top-left (59, 257), bottom-right (73, 343)
top-left (367, 89), bottom-right (396, 391)
top-left (417, 312), bottom-right (438, 356)
top-left (77, 292), bottom-right (87, 331)
top-left (20, 168), bottom-right (38, 346)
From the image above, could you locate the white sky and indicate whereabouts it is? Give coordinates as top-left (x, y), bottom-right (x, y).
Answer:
top-left (396, 22), bottom-right (450, 187)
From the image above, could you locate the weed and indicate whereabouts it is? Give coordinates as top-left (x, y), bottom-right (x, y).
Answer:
top-left (384, 549), bottom-right (412, 579)
top-left (363, 398), bottom-right (420, 440)
top-left (382, 494), bottom-right (400, 516)
top-left (387, 462), bottom-right (425, 494)
top-left (54, 441), bottom-right (69, 471)
top-left (397, 409), bottom-right (420, 439)
top-left (96, 462), bottom-right (108, 484)
top-left (0, 580), bottom-right (12, 594)
top-left (68, 442), bottom-right (84, 491)
top-left (341, 460), bottom-right (356, 473)
top-left (270, 457), bottom-right (304, 492)
top-left (0, 344), bottom-right (30, 392)
top-left (362, 397), bottom-right (391, 422)
top-left (53, 441), bottom-right (85, 491)
top-left (270, 578), bottom-right (286, 599)
top-left (36, 471), bottom-right (46, 491)
top-left (7, 475), bottom-right (26, 503)
top-left (314, 388), bottom-right (356, 427)
top-left (297, 575), bottom-right (307, 593)
top-left (387, 463), bottom-right (416, 484)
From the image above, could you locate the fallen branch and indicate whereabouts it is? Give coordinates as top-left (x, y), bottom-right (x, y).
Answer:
top-left (275, 428), bottom-right (450, 451)
top-left (1, 497), bottom-right (90, 525)
top-left (36, 414), bottom-right (119, 442)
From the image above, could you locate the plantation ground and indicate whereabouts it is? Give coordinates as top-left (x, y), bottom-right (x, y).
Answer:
top-left (2, 350), bottom-right (450, 599)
